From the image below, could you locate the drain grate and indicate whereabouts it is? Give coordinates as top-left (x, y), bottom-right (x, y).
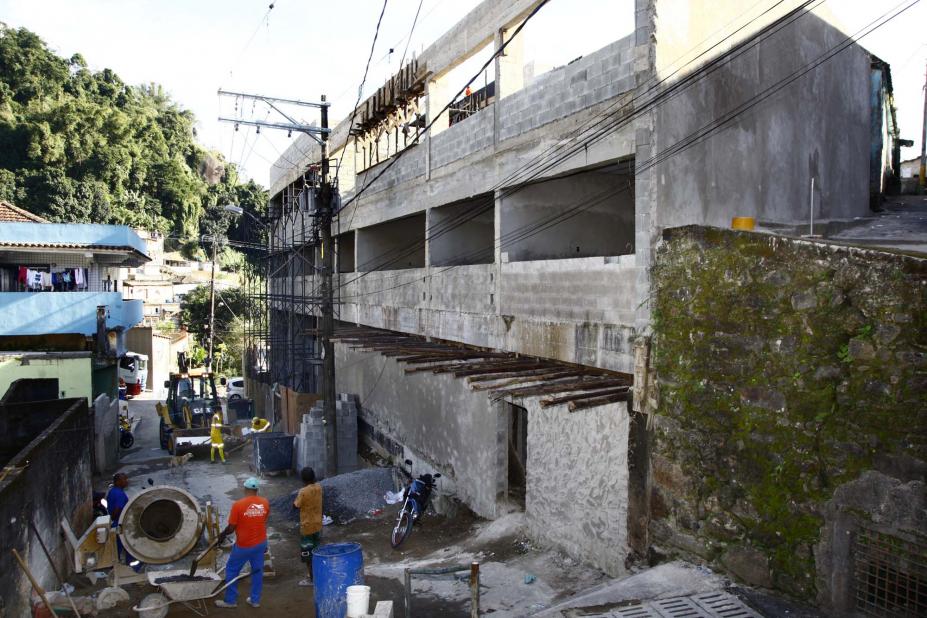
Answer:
top-left (608, 591), bottom-right (761, 618)
top-left (853, 527), bottom-right (927, 617)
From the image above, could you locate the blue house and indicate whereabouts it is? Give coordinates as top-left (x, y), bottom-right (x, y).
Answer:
top-left (0, 218), bottom-right (150, 339)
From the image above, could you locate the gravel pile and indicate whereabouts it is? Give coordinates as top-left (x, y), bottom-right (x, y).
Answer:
top-left (269, 466), bottom-right (397, 524)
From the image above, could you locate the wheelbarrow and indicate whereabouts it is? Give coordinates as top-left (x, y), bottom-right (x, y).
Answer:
top-left (131, 568), bottom-right (251, 617)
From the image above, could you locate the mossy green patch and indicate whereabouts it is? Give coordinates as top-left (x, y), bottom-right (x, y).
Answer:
top-left (650, 227), bottom-right (927, 600)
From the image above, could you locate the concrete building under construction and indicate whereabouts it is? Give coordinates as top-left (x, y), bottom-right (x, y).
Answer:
top-left (254, 0), bottom-right (905, 587)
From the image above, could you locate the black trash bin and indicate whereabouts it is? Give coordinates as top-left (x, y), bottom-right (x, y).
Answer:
top-left (252, 432), bottom-right (294, 473)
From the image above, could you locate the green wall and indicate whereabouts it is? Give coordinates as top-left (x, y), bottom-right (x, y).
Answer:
top-left (649, 226), bottom-right (927, 599)
top-left (0, 354), bottom-right (92, 402)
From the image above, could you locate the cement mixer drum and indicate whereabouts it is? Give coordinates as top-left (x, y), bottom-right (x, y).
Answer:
top-left (119, 486), bottom-right (204, 564)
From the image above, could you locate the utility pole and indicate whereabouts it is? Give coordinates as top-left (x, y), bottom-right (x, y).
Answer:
top-left (217, 90), bottom-right (337, 476)
top-left (920, 62), bottom-right (926, 189)
top-left (319, 95), bottom-right (338, 479)
top-left (207, 235), bottom-right (218, 373)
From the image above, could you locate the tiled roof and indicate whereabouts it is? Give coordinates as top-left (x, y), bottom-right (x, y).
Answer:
top-left (0, 201), bottom-right (47, 223)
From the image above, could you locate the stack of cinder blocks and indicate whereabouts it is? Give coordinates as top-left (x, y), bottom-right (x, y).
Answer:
top-left (294, 405), bottom-right (326, 477)
top-left (335, 393), bottom-right (358, 474)
top-left (293, 393), bottom-right (358, 478)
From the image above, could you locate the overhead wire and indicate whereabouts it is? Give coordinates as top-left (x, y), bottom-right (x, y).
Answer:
top-left (333, 0), bottom-right (811, 287)
top-left (333, 0), bottom-right (916, 299)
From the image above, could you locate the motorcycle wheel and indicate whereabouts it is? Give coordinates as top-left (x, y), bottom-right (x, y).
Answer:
top-left (390, 507), bottom-right (414, 549)
top-left (120, 431), bottom-right (135, 449)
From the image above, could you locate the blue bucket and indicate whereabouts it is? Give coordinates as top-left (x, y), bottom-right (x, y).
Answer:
top-left (312, 542), bottom-right (364, 617)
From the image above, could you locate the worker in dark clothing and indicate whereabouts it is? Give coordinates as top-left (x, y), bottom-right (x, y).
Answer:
top-left (106, 472), bottom-right (141, 570)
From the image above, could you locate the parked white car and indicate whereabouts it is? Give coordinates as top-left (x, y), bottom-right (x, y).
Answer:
top-left (226, 376), bottom-right (245, 400)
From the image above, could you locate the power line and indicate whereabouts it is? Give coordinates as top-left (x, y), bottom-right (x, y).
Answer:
top-left (336, 0), bottom-right (390, 188)
top-left (334, 0), bottom-right (814, 287)
top-left (333, 0), bottom-right (916, 298)
top-left (336, 0), bottom-right (553, 215)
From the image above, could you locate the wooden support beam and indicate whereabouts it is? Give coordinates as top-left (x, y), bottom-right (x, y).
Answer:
top-left (439, 360), bottom-right (534, 375)
top-left (569, 390), bottom-right (631, 412)
top-left (453, 362), bottom-right (549, 378)
top-left (403, 358), bottom-right (520, 375)
top-left (469, 370), bottom-right (584, 391)
top-left (404, 361), bottom-right (471, 374)
top-left (491, 377), bottom-right (630, 400)
top-left (467, 367), bottom-right (577, 383)
top-left (397, 352), bottom-right (500, 363)
top-left (540, 386), bottom-right (631, 408)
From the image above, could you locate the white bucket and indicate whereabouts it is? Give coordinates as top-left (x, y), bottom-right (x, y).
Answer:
top-left (345, 584), bottom-right (371, 618)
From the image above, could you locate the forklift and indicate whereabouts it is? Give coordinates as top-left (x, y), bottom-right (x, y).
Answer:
top-left (157, 352), bottom-right (224, 454)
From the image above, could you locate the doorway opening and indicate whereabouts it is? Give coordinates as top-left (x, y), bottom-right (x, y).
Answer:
top-left (506, 402), bottom-right (528, 508)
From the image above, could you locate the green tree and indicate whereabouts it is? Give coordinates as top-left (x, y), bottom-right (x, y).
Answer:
top-left (0, 26), bottom-right (267, 244)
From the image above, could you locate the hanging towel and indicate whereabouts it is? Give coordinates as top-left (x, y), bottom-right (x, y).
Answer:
top-left (17, 266), bottom-right (26, 284)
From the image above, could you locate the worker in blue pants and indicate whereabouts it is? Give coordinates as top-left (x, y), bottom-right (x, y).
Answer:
top-left (215, 477), bottom-right (270, 609)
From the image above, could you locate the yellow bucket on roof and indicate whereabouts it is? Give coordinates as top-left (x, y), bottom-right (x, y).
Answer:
top-left (731, 217), bottom-right (755, 231)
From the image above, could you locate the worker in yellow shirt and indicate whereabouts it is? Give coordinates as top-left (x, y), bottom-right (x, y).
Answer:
top-left (211, 410), bottom-right (227, 464)
top-left (251, 417), bottom-right (271, 433)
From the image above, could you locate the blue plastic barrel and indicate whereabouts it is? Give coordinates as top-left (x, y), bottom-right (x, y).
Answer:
top-left (312, 542), bottom-right (364, 618)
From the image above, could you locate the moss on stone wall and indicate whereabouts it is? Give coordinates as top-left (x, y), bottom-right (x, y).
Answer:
top-left (650, 226), bottom-right (927, 599)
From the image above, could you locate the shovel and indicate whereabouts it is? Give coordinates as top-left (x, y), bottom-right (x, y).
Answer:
top-left (189, 537), bottom-right (221, 578)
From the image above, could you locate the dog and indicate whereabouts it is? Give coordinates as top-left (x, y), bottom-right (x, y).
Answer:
top-left (169, 452), bottom-right (194, 469)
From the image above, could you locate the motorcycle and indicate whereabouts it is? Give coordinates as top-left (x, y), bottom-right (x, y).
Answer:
top-left (119, 415), bottom-right (134, 449)
top-left (390, 459), bottom-right (441, 549)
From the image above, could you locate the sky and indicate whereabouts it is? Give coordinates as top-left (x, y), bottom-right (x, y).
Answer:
top-left (0, 0), bottom-right (924, 188)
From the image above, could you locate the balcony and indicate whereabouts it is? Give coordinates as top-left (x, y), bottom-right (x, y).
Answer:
top-left (0, 292), bottom-right (144, 336)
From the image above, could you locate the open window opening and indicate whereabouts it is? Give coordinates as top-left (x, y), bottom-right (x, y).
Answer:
top-left (356, 213), bottom-right (426, 272)
top-left (337, 231), bottom-right (356, 273)
top-left (499, 160), bottom-right (635, 262)
top-left (505, 401), bottom-right (528, 509)
top-left (429, 193), bottom-right (495, 266)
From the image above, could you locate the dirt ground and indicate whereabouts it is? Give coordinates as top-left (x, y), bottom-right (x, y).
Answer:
top-left (76, 394), bottom-right (608, 618)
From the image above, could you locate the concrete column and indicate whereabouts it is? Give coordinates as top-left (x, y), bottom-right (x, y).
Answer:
top-left (633, 119), bottom-right (656, 334)
top-left (494, 26), bottom-right (525, 99)
top-left (493, 26), bottom-right (525, 146)
top-left (425, 77), bottom-right (449, 179)
top-left (493, 190), bottom-right (503, 315)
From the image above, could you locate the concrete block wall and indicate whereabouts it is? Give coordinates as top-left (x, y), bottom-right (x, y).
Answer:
top-left (497, 35), bottom-right (635, 142)
top-left (335, 256), bottom-right (639, 372)
top-left (335, 344), bottom-right (503, 518)
top-left (431, 110), bottom-right (494, 170)
top-left (294, 406), bottom-right (326, 478)
top-left (293, 394), bottom-right (358, 478)
top-left (93, 394), bottom-right (119, 473)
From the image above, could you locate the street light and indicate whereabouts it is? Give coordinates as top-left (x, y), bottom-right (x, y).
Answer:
top-left (223, 204), bottom-right (268, 230)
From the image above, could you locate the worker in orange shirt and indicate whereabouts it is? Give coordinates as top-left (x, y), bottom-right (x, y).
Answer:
top-left (215, 477), bottom-right (270, 609)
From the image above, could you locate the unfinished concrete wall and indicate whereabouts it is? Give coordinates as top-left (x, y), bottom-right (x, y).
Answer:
top-left (93, 393), bottom-right (119, 473)
top-left (524, 397), bottom-right (631, 576)
top-left (499, 165), bottom-right (635, 262)
top-left (335, 255), bottom-right (638, 372)
top-left (648, 226), bottom-right (927, 603)
top-left (429, 195), bottom-right (495, 266)
top-left (0, 399), bottom-right (92, 618)
top-left (356, 214), bottom-right (426, 271)
top-left (650, 7), bottom-right (872, 227)
top-left (335, 344), bottom-right (502, 518)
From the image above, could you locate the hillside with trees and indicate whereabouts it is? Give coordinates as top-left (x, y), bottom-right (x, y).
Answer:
top-left (0, 25), bottom-right (265, 248)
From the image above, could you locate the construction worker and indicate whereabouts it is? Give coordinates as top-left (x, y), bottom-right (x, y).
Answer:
top-left (210, 409), bottom-right (226, 464)
top-left (251, 416), bottom-right (271, 433)
top-left (215, 477), bottom-right (270, 609)
top-left (294, 467), bottom-right (323, 586)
